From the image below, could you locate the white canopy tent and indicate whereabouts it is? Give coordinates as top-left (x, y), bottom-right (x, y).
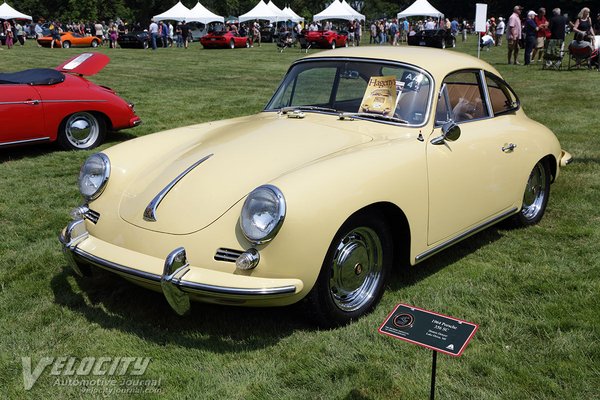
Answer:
top-left (186, 2), bottom-right (224, 24)
top-left (0, 1), bottom-right (32, 20)
top-left (153, 1), bottom-right (191, 22)
top-left (266, 1), bottom-right (288, 20)
top-left (313, 0), bottom-right (363, 22)
top-left (282, 6), bottom-right (303, 23)
top-left (239, 0), bottom-right (287, 23)
top-left (340, 0), bottom-right (365, 21)
top-left (397, 0), bottom-right (443, 19)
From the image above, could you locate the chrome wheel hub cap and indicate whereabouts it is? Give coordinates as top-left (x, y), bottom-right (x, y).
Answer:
top-left (66, 113), bottom-right (99, 148)
top-left (521, 163), bottom-right (546, 220)
top-left (329, 227), bottom-right (383, 312)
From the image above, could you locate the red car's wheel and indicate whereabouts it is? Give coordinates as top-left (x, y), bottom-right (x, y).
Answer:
top-left (58, 112), bottom-right (106, 150)
top-left (331, 40), bottom-right (336, 50)
top-left (229, 39), bottom-right (235, 49)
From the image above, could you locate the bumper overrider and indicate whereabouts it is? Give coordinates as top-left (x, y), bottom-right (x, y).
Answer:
top-left (59, 219), bottom-right (302, 315)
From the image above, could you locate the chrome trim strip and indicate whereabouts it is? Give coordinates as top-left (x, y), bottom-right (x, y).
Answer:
top-left (70, 247), bottom-right (297, 297)
top-left (143, 154), bottom-right (214, 222)
top-left (0, 137), bottom-right (51, 147)
top-left (41, 99), bottom-right (107, 103)
top-left (415, 208), bottom-right (518, 262)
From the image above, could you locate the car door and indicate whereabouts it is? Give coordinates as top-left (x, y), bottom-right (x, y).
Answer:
top-left (426, 69), bottom-right (524, 245)
top-left (0, 85), bottom-right (45, 145)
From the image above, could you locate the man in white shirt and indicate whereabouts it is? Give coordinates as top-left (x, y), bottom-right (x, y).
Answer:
top-left (149, 19), bottom-right (158, 50)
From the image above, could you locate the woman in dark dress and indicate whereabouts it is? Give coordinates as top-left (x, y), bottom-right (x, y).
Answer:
top-left (573, 7), bottom-right (596, 48)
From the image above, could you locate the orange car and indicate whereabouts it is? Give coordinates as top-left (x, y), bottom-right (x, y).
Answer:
top-left (37, 32), bottom-right (101, 49)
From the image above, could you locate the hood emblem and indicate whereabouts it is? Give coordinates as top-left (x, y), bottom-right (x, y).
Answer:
top-left (143, 154), bottom-right (213, 222)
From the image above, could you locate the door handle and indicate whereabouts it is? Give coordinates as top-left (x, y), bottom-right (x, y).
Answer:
top-left (502, 143), bottom-right (517, 152)
top-left (25, 99), bottom-right (40, 105)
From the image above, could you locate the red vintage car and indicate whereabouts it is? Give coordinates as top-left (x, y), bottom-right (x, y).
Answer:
top-left (0, 53), bottom-right (141, 150)
top-left (299, 29), bottom-right (348, 49)
top-left (200, 30), bottom-right (251, 49)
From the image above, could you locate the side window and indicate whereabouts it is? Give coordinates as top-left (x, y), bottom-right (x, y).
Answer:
top-left (485, 73), bottom-right (519, 116)
top-left (439, 71), bottom-right (489, 123)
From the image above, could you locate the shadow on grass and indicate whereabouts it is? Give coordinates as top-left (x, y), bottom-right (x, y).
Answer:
top-left (50, 266), bottom-right (312, 352)
top-left (387, 225), bottom-right (505, 291)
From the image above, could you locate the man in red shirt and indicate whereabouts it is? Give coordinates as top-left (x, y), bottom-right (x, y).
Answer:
top-left (507, 5), bottom-right (523, 64)
top-left (532, 7), bottom-right (549, 63)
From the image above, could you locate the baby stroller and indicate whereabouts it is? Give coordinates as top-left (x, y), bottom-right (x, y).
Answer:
top-left (276, 31), bottom-right (295, 53)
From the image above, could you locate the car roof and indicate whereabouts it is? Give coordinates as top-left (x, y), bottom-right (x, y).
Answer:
top-left (302, 46), bottom-right (502, 80)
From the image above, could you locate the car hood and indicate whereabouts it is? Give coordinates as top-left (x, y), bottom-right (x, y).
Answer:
top-left (117, 113), bottom-right (373, 234)
top-left (56, 52), bottom-right (109, 76)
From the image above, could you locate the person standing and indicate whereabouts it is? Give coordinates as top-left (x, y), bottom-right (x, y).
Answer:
top-left (354, 20), bottom-right (361, 46)
top-left (4, 21), bottom-right (13, 49)
top-left (507, 6), bottom-right (523, 64)
top-left (495, 17), bottom-right (505, 46)
top-left (573, 7), bottom-right (595, 48)
top-left (532, 8), bottom-right (549, 63)
top-left (15, 21), bottom-right (24, 46)
top-left (149, 19), bottom-right (158, 50)
top-left (523, 11), bottom-right (538, 65)
top-left (180, 20), bottom-right (189, 49)
top-left (549, 8), bottom-right (567, 44)
top-left (94, 21), bottom-right (104, 44)
top-left (168, 22), bottom-right (174, 47)
top-left (50, 21), bottom-right (62, 49)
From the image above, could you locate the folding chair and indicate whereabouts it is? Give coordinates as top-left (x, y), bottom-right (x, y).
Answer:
top-left (297, 33), bottom-right (311, 53)
top-left (568, 40), bottom-right (594, 70)
top-left (542, 39), bottom-right (565, 70)
top-left (276, 32), bottom-right (294, 53)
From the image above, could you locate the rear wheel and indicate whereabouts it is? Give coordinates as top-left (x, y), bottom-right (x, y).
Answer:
top-left (62, 41), bottom-right (71, 49)
top-left (91, 40), bottom-right (99, 48)
top-left (57, 112), bottom-right (106, 150)
top-left (331, 40), bottom-right (336, 49)
top-left (246, 39), bottom-right (251, 48)
top-left (305, 212), bottom-right (392, 327)
top-left (229, 39), bottom-right (235, 49)
top-left (510, 160), bottom-right (551, 227)
top-left (441, 40), bottom-right (446, 49)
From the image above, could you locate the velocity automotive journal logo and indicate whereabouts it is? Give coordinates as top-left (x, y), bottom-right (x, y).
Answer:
top-left (21, 356), bottom-right (161, 394)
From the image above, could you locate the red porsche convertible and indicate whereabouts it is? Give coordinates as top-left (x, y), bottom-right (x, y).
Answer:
top-left (200, 30), bottom-right (251, 49)
top-left (0, 53), bottom-right (141, 150)
top-left (299, 29), bottom-right (348, 49)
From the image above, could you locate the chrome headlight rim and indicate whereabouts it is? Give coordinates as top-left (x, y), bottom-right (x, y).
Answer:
top-left (78, 153), bottom-right (110, 201)
top-left (240, 184), bottom-right (286, 245)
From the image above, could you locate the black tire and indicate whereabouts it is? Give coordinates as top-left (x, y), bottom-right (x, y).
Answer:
top-left (229, 39), bottom-right (235, 49)
top-left (142, 40), bottom-right (148, 49)
top-left (510, 160), bottom-right (551, 227)
top-left (91, 40), bottom-right (99, 48)
top-left (452, 38), bottom-right (456, 48)
top-left (62, 41), bottom-right (71, 49)
top-left (441, 40), bottom-right (446, 49)
top-left (246, 39), bottom-right (251, 48)
top-left (331, 40), bottom-right (336, 50)
top-left (57, 112), bottom-right (106, 150)
top-left (305, 211), bottom-right (393, 327)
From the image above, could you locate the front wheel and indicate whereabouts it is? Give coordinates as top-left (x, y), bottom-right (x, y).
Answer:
top-left (510, 160), bottom-right (551, 227)
top-left (246, 39), bottom-right (251, 48)
top-left (62, 41), bottom-right (71, 49)
top-left (91, 40), bottom-right (99, 48)
top-left (331, 40), bottom-right (336, 49)
top-left (229, 39), bottom-right (235, 49)
top-left (57, 112), bottom-right (106, 150)
top-left (305, 212), bottom-right (392, 327)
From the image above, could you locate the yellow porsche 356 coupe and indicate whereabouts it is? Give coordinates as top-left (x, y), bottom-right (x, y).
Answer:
top-left (60, 47), bottom-right (571, 326)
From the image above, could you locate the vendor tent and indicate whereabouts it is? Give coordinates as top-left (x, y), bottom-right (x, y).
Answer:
top-left (0, 1), bottom-right (32, 20)
top-left (313, 0), bottom-right (363, 22)
top-left (283, 6), bottom-right (303, 23)
top-left (239, 0), bottom-right (286, 23)
top-left (186, 2), bottom-right (224, 24)
top-left (340, 0), bottom-right (365, 21)
top-left (153, 1), bottom-right (191, 22)
top-left (397, 0), bottom-right (443, 19)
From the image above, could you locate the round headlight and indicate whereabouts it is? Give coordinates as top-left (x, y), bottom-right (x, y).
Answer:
top-left (78, 153), bottom-right (110, 201)
top-left (240, 185), bottom-right (286, 244)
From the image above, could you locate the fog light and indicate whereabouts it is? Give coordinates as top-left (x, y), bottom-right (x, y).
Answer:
top-left (235, 248), bottom-right (260, 270)
top-left (69, 205), bottom-right (89, 220)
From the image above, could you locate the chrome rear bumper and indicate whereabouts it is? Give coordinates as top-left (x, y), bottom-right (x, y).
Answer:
top-left (59, 219), bottom-right (299, 315)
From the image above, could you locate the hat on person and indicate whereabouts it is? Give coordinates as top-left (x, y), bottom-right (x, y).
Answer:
top-left (498, 17), bottom-right (504, 21)
top-left (527, 10), bottom-right (537, 17)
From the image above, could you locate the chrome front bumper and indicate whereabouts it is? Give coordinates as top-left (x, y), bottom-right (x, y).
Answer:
top-left (59, 219), bottom-right (299, 315)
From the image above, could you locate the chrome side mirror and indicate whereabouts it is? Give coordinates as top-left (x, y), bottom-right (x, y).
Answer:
top-left (431, 121), bottom-right (461, 145)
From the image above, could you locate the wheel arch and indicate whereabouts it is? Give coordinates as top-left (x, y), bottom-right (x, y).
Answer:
top-left (541, 154), bottom-right (557, 183)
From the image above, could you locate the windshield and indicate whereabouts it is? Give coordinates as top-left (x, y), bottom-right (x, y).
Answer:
top-left (265, 59), bottom-right (432, 125)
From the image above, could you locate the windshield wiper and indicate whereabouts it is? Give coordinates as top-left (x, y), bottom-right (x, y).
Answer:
top-left (279, 105), bottom-right (338, 114)
top-left (338, 112), bottom-right (408, 124)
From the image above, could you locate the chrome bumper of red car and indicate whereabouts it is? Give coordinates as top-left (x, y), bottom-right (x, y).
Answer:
top-left (59, 219), bottom-right (298, 315)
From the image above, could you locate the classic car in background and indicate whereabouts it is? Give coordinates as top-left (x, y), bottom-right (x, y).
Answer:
top-left (200, 30), bottom-right (251, 49)
top-left (60, 47), bottom-right (571, 327)
top-left (0, 53), bottom-right (141, 150)
top-left (299, 29), bottom-right (348, 49)
top-left (37, 32), bottom-right (102, 48)
top-left (116, 31), bottom-right (167, 49)
top-left (408, 29), bottom-right (456, 49)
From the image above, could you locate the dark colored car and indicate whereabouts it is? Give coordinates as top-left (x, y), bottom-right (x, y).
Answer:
top-left (117, 31), bottom-right (166, 49)
top-left (407, 29), bottom-right (456, 49)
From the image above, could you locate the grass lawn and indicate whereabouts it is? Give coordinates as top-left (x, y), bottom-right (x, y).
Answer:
top-left (0, 36), bottom-right (599, 399)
